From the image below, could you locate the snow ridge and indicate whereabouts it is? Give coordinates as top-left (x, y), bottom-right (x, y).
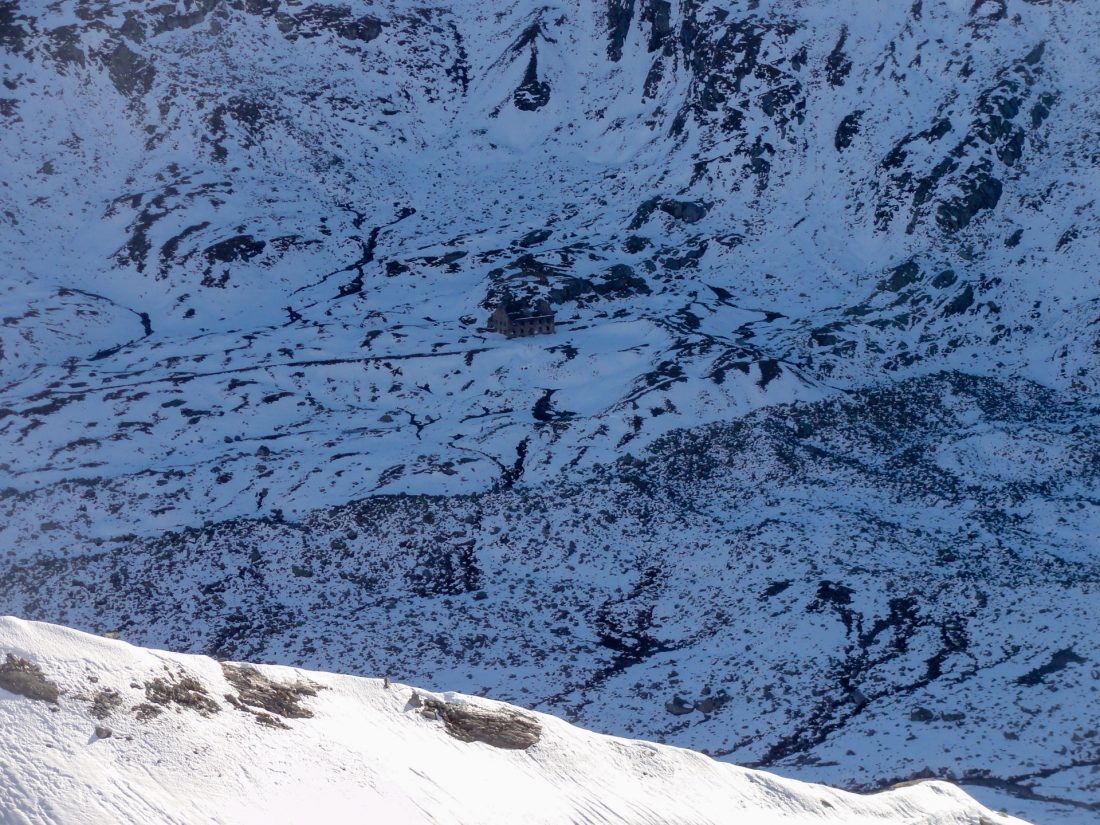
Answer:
top-left (0, 616), bottom-right (1027, 825)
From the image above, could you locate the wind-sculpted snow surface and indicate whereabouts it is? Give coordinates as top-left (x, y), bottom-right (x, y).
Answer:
top-left (0, 617), bottom-right (1030, 825)
top-left (0, 1), bottom-right (1098, 823)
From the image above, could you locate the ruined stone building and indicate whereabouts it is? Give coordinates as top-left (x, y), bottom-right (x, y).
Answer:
top-left (487, 298), bottom-right (555, 338)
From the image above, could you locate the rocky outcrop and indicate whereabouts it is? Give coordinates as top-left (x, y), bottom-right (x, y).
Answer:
top-left (410, 692), bottom-right (542, 750)
top-left (0, 654), bottom-right (59, 703)
top-left (514, 49), bottom-right (551, 111)
top-left (630, 197), bottom-right (709, 228)
top-left (222, 662), bottom-right (318, 719)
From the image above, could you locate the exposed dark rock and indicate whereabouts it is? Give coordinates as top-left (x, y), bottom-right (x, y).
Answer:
top-left (133, 703), bottom-right (162, 721)
top-left (119, 11), bottom-right (145, 42)
top-left (757, 359), bottom-right (781, 388)
top-left (835, 110), bottom-right (863, 151)
top-left (665, 695), bottom-right (695, 715)
top-left (810, 323), bottom-right (843, 347)
top-left (277, 5), bottom-right (382, 43)
top-left (970, 0), bottom-right (1007, 23)
top-left (207, 95), bottom-right (274, 159)
top-left (514, 49), bottom-right (551, 111)
top-left (629, 197), bottom-right (661, 229)
top-left (825, 27), bottom-right (851, 87)
top-left (518, 228), bottom-right (552, 248)
top-left (931, 270), bottom-right (957, 289)
top-left (407, 535), bottom-right (482, 596)
top-left (641, 0), bottom-right (672, 53)
top-left (677, 10), bottom-right (774, 136)
top-left (1016, 648), bottom-right (1086, 686)
top-left (150, 0), bottom-right (218, 34)
top-left (159, 222), bottom-right (211, 276)
top-left (202, 235), bottom-right (266, 288)
top-left (630, 196), bottom-right (709, 229)
top-left (434, 251), bottom-right (467, 266)
top-left (659, 199), bottom-right (708, 223)
top-left (662, 241), bottom-right (708, 271)
top-left (94, 725), bottom-right (112, 739)
top-left (334, 14), bottom-right (382, 43)
top-left (694, 691), bottom-right (729, 715)
top-left (601, 264), bottom-right (651, 297)
top-left (144, 672), bottom-right (220, 715)
top-left (45, 25), bottom-right (85, 68)
top-left (550, 264), bottom-right (650, 304)
top-left (762, 580), bottom-right (792, 598)
top-left (90, 688), bottom-right (124, 719)
top-left (254, 710), bottom-right (289, 728)
top-left (1030, 91), bottom-right (1057, 129)
top-left (936, 166), bottom-right (1002, 232)
top-left (0, 0), bottom-right (30, 54)
top-left (105, 42), bottom-right (155, 99)
top-left (1056, 227), bottom-right (1078, 252)
top-left (876, 41), bottom-right (1050, 236)
top-left (606, 0), bottom-right (636, 62)
top-left (879, 259), bottom-right (920, 292)
top-left (533, 389), bottom-right (575, 422)
top-left (0, 654), bottom-right (60, 703)
top-left (414, 693), bottom-right (541, 749)
top-left (943, 285), bottom-right (974, 316)
top-left (221, 662), bottom-right (318, 719)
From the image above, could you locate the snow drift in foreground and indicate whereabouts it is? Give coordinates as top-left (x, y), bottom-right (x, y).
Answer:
top-left (0, 617), bottom-right (1023, 825)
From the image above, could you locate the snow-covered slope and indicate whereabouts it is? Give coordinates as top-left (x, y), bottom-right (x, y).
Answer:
top-left (4, 371), bottom-right (1095, 825)
top-left (2, 0), bottom-right (1098, 528)
top-left (0, 616), bottom-right (1026, 825)
top-left (1, 2), bottom-right (1098, 824)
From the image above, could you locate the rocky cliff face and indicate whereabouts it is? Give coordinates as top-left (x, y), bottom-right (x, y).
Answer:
top-left (1, 2), bottom-right (1097, 822)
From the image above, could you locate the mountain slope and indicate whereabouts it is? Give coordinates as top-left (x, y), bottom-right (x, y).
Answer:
top-left (2, 370), bottom-right (1096, 824)
top-left (1, 0), bottom-right (1098, 526)
top-left (1, 2), bottom-right (1098, 824)
top-left (0, 616), bottom-right (1028, 825)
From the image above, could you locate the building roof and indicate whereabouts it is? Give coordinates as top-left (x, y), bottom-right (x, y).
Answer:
top-left (496, 297), bottom-right (554, 322)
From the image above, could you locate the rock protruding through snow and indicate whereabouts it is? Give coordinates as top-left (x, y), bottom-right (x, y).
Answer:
top-left (409, 690), bottom-right (542, 750)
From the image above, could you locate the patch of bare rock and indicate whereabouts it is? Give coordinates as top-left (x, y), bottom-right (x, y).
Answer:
top-left (141, 668), bottom-right (220, 716)
top-left (221, 662), bottom-right (320, 728)
top-left (0, 653), bottom-right (60, 703)
top-left (408, 691), bottom-right (541, 750)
